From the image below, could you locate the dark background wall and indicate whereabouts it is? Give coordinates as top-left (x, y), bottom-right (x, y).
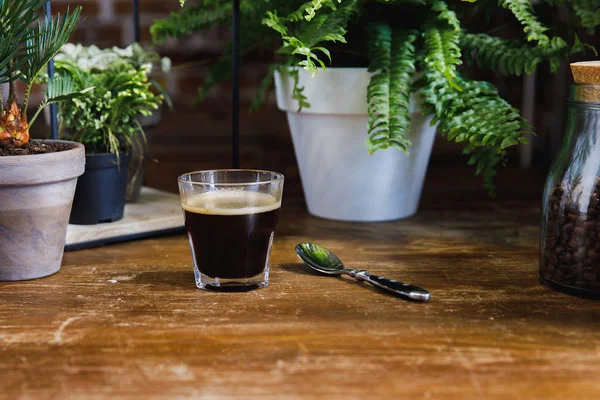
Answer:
top-left (27, 0), bottom-right (600, 204)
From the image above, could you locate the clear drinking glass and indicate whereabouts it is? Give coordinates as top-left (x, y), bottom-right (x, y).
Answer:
top-left (178, 170), bottom-right (284, 291)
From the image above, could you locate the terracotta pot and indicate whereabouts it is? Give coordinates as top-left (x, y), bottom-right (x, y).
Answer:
top-left (0, 140), bottom-right (85, 281)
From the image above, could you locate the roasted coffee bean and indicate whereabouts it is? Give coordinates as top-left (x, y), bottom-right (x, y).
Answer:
top-left (588, 208), bottom-right (598, 217)
top-left (554, 246), bottom-right (565, 255)
top-left (575, 247), bottom-right (587, 260)
top-left (563, 223), bottom-right (574, 235)
top-left (585, 220), bottom-right (596, 230)
top-left (588, 248), bottom-right (599, 261)
top-left (574, 226), bottom-right (586, 237)
top-left (576, 216), bottom-right (588, 226)
top-left (569, 236), bottom-right (584, 248)
top-left (562, 252), bottom-right (574, 265)
top-left (568, 213), bottom-right (579, 223)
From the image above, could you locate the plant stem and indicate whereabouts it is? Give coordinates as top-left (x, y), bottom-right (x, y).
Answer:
top-left (22, 83), bottom-right (32, 117)
top-left (8, 63), bottom-right (16, 107)
top-left (8, 79), bottom-right (15, 107)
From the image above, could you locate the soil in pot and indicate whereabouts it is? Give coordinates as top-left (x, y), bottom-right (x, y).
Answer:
top-left (0, 141), bottom-right (74, 156)
top-left (70, 152), bottom-right (131, 225)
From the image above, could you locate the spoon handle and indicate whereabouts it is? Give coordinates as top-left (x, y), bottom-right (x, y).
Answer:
top-left (353, 271), bottom-right (430, 302)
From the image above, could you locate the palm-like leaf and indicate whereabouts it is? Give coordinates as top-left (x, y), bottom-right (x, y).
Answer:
top-left (21, 7), bottom-right (82, 87)
top-left (0, 39), bottom-right (20, 84)
top-left (0, 0), bottom-right (46, 83)
top-left (29, 74), bottom-right (94, 126)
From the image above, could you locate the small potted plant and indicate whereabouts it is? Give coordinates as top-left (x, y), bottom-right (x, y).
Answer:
top-left (53, 43), bottom-right (172, 202)
top-left (152, 1), bottom-right (600, 221)
top-left (48, 47), bottom-right (163, 225)
top-left (0, 1), bottom-right (91, 281)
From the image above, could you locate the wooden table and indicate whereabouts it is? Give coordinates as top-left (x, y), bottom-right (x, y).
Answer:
top-left (2, 200), bottom-right (600, 399)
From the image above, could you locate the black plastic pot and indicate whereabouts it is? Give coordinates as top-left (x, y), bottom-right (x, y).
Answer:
top-left (70, 152), bottom-right (131, 225)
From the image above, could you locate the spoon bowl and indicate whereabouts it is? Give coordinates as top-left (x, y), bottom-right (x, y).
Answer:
top-left (295, 243), bottom-right (344, 274)
top-left (295, 242), bottom-right (430, 302)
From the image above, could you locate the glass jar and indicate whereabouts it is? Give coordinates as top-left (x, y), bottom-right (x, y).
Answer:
top-left (540, 84), bottom-right (600, 298)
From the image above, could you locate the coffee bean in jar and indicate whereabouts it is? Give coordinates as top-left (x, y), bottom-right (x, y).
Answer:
top-left (541, 179), bottom-right (600, 295)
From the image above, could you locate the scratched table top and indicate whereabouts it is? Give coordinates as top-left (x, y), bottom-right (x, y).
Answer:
top-left (1, 200), bottom-right (600, 399)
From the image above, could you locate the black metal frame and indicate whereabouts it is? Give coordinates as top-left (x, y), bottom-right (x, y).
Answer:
top-left (47, 0), bottom-right (241, 167)
top-left (46, 2), bottom-right (58, 140)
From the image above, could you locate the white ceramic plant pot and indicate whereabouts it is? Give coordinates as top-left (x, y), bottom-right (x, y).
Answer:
top-left (274, 68), bottom-right (436, 222)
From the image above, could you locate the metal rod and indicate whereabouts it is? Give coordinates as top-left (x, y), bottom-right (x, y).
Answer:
top-left (232, 0), bottom-right (240, 169)
top-left (46, 1), bottom-right (58, 140)
top-left (133, 0), bottom-right (140, 43)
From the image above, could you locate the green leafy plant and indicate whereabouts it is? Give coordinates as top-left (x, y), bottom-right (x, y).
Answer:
top-left (0, 0), bottom-right (89, 148)
top-left (55, 43), bottom-right (173, 109)
top-left (47, 47), bottom-right (164, 157)
top-left (151, 0), bottom-right (600, 194)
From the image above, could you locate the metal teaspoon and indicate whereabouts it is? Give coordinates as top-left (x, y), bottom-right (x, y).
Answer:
top-left (295, 242), bottom-right (431, 302)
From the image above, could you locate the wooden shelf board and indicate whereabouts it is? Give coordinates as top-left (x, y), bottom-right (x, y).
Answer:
top-left (65, 187), bottom-right (185, 250)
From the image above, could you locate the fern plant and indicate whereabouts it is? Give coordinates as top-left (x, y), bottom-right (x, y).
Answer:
top-left (0, 0), bottom-right (90, 149)
top-left (152, 0), bottom-right (600, 194)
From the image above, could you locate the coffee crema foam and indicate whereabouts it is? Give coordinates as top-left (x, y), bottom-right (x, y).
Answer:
top-left (182, 191), bottom-right (280, 216)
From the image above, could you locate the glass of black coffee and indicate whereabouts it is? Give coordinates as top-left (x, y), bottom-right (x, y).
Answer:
top-left (177, 170), bottom-right (284, 291)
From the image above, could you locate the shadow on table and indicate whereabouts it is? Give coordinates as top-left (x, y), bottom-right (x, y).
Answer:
top-left (277, 262), bottom-right (316, 276)
top-left (133, 270), bottom-right (196, 289)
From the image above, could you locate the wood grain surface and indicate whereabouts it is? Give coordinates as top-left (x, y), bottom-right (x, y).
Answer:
top-left (1, 200), bottom-right (600, 399)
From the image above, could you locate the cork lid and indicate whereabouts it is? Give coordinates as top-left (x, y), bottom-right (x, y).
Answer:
top-left (570, 61), bottom-right (600, 103)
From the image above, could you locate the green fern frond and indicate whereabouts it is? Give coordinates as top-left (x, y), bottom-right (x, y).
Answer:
top-left (366, 22), bottom-right (417, 154)
top-left (263, 11), bottom-right (288, 35)
top-left (151, 2), bottom-right (232, 45)
top-left (264, 0), bottom-right (356, 77)
top-left (422, 3), bottom-right (462, 89)
top-left (500, 0), bottom-right (550, 45)
top-left (288, 68), bottom-right (310, 111)
top-left (423, 25), bottom-right (462, 90)
top-left (571, 0), bottom-right (600, 33)
top-left (304, 0), bottom-right (341, 22)
top-left (461, 33), bottom-right (569, 75)
top-left (420, 69), bottom-right (530, 193)
top-left (463, 145), bottom-right (503, 197)
top-left (431, 0), bottom-right (460, 31)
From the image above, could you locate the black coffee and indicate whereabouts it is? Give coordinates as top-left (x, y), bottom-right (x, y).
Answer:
top-left (183, 191), bottom-right (280, 280)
